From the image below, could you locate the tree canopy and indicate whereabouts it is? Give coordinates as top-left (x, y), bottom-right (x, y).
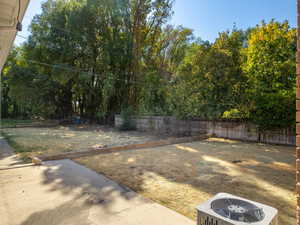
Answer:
top-left (1, 0), bottom-right (296, 130)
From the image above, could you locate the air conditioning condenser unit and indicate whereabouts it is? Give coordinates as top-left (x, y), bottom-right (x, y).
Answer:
top-left (196, 193), bottom-right (278, 225)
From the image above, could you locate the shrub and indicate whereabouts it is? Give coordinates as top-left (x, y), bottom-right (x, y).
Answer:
top-left (119, 107), bottom-right (136, 131)
top-left (222, 109), bottom-right (244, 119)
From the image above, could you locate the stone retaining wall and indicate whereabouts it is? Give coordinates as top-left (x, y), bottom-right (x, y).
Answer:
top-left (115, 115), bottom-right (295, 145)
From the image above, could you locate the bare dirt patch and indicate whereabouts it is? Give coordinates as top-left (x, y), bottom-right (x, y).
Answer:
top-left (75, 138), bottom-right (296, 225)
top-left (2, 125), bottom-right (161, 158)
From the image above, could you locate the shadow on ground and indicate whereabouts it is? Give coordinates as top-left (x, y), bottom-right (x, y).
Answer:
top-left (1, 137), bottom-right (153, 225)
top-left (1, 134), bottom-right (295, 225)
top-left (75, 138), bottom-right (296, 225)
top-left (20, 200), bottom-right (91, 225)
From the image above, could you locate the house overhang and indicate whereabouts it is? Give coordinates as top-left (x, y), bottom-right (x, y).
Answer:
top-left (0, 0), bottom-right (30, 72)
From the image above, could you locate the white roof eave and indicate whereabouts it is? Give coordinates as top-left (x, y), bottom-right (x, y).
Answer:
top-left (0, 0), bottom-right (31, 72)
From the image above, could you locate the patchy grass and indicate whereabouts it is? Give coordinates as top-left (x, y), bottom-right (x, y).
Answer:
top-left (1, 124), bottom-right (160, 158)
top-left (75, 138), bottom-right (296, 225)
top-left (0, 119), bottom-right (57, 128)
top-left (1, 132), bottom-right (39, 162)
top-left (0, 119), bottom-right (34, 128)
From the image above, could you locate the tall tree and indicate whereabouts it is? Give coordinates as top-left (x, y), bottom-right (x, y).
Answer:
top-left (243, 20), bottom-right (296, 129)
top-left (170, 29), bottom-right (247, 119)
top-left (8, 0), bottom-right (175, 119)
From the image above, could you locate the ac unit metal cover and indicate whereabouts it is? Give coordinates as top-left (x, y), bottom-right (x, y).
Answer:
top-left (196, 193), bottom-right (278, 225)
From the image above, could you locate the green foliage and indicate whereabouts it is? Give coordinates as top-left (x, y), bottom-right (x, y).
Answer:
top-left (243, 20), bottom-right (296, 129)
top-left (169, 29), bottom-right (247, 119)
top-left (0, 119), bottom-right (33, 128)
top-left (1, 48), bottom-right (32, 118)
top-left (3, 0), bottom-right (177, 120)
top-left (222, 109), bottom-right (245, 120)
top-left (1, 2), bottom-right (296, 131)
top-left (248, 92), bottom-right (295, 130)
top-left (119, 107), bottom-right (136, 131)
top-left (95, 111), bottom-right (106, 122)
top-left (138, 71), bottom-right (168, 115)
top-left (166, 21), bottom-right (296, 130)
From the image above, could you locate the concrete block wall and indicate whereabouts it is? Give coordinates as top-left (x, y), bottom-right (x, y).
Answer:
top-left (115, 115), bottom-right (295, 145)
top-left (115, 115), bottom-right (207, 136)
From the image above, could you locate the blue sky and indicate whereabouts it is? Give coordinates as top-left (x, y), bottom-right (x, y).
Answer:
top-left (15, 0), bottom-right (297, 45)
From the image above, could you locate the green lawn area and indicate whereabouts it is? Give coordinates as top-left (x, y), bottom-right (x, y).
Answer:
top-left (0, 118), bottom-right (58, 128)
top-left (0, 119), bottom-right (34, 128)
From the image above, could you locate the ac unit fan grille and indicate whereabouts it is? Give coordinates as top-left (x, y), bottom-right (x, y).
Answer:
top-left (211, 198), bottom-right (265, 223)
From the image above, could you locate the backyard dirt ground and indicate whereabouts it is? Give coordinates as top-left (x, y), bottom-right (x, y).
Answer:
top-left (75, 138), bottom-right (296, 225)
top-left (1, 125), bottom-right (161, 159)
top-left (1, 125), bottom-right (296, 224)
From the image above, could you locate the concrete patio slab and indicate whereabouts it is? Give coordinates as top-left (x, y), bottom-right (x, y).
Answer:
top-left (0, 138), bottom-right (195, 225)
